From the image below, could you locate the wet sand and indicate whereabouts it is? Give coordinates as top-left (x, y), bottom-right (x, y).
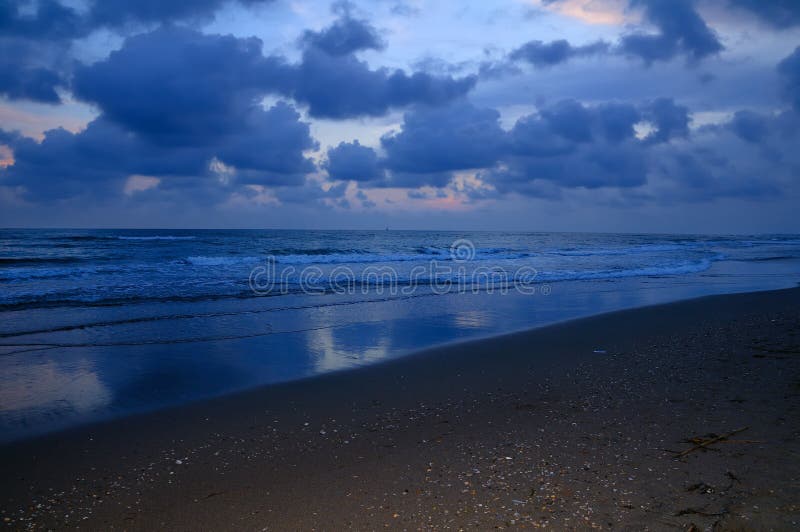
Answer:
top-left (2, 287), bottom-right (799, 530)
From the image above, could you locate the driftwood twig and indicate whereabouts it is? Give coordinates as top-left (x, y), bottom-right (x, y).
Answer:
top-left (674, 427), bottom-right (749, 459)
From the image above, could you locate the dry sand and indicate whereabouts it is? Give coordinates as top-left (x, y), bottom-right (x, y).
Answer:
top-left (2, 287), bottom-right (799, 530)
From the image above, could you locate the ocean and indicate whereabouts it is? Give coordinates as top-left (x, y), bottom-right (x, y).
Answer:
top-left (1, 229), bottom-right (799, 440)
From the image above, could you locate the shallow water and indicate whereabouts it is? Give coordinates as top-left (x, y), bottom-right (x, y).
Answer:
top-left (1, 229), bottom-right (799, 440)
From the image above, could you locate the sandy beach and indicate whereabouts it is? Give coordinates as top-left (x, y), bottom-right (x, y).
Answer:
top-left (2, 287), bottom-right (799, 530)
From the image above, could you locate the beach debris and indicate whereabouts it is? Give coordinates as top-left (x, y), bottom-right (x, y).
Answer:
top-left (686, 482), bottom-right (714, 494)
top-left (674, 507), bottom-right (725, 517)
top-left (673, 427), bottom-right (749, 459)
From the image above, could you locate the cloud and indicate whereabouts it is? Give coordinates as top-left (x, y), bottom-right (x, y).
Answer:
top-left (778, 47), bottom-right (800, 112)
top-left (396, 95), bottom-right (783, 202)
top-left (619, 0), bottom-right (723, 63)
top-left (2, 0), bottom-right (798, 222)
top-left (511, 100), bottom-right (641, 149)
top-left (729, 110), bottom-right (769, 143)
top-left (380, 101), bottom-right (507, 174)
top-left (510, 39), bottom-right (609, 68)
top-left (0, 100), bottom-right (316, 200)
top-left (87, 0), bottom-right (275, 28)
top-left (596, 102), bottom-right (643, 142)
top-left (325, 140), bottom-right (385, 182)
top-left (489, 141), bottom-right (648, 193)
top-left (728, 0), bottom-right (800, 29)
top-left (344, 97), bottom-right (693, 195)
top-left (508, 0), bottom-right (722, 72)
top-left (290, 48), bottom-right (476, 119)
top-left (0, 0), bottom-right (276, 36)
top-left (0, 0), bottom-right (84, 103)
top-left (2, 13), bottom-right (478, 204)
top-left (73, 27), bottom-right (287, 145)
top-left (272, 180), bottom-right (348, 205)
top-left (339, 98), bottom-right (648, 193)
top-left (0, 0), bottom-right (278, 104)
top-left (1, 119), bottom-right (148, 200)
top-left (1, 1), bottom-right (475, 122)
top-left (541, 99), bottom-right (595, 142)
top-left (0, 40), bottom-right (66, 103)
top-left (493, 101), bottom-right (649, 193)
top-left (214, 103), bottom-right (317, 182)
top-left (74, 23), bottom-right (474, 126)
top-left (300, 13), bottom-right (385, 56)
top-left (642, 97), bottom-right (690, 143)
top-left (0, 0), bottom-right (86, 41)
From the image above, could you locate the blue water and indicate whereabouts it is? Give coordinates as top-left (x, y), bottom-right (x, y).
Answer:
top-left (1, 229), bottom-right (799, 440)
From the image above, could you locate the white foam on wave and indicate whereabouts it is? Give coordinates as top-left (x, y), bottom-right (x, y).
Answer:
top-left (274, 248), bottom-right (530, 265)
top-left (269, 256), bottom-right (722, 288)
top-left (538, 258), bottom-right (716, 282)
top-left (545, 243), bottom-right (695, 257)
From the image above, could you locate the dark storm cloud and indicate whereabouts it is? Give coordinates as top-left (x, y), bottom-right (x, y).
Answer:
top-left (729, 110), bottom-right (769, 143)
top-left (362, 97), bottom-right (756, 198)
top-left (778, 47), bottom-right (800, 111)
top-left (488, 141), bottom-right (648, 194)
top-left (3, 0), bottom-right (796, 216)
top-left (290, 48), bottom-right (476, 119)
top-left (300, 13), bottom-right (385, 55)
top-left (1, 119), bottom-right (163, 200)
top-left (0, 40), bottom-right (67, 103)
top-left (0, 0), bottom-right (276, 103)
top-left (596, 103), bottom-right (642, 143)
top-left (647, 139), bottom-right (787, 202)
top-left (72, 27), bottom-right (289, 145)
top-left (525, 0), bottom-right (723, 67)
top-left (494, 93), bottom-right (800, 201)
top-left (87, 0), bottom-right (273, 27)
top-left (325, 141), bottom-right (385, 182)
top-left (3, 0), bottom-right (475, 119)
top-left (0, 0), bottom-right (82, 103)
top-left (728, 0), bottom-right (800, 29)
top-left (489, 100), bottom-right (648, 193)
top-left (507, 114), bottom-right (574, 157)
top-left (642, 98), bottom-right (690, 143)
top-left (4, 25), bottom-right (321, 201)
top-left (74, 24), bottom-right (474, 124)
top-left (380, 101), bottom-right (507, 173)
top-left (1, 8), bottom-right (477, 203)
top-left (214, 103), bottom-right (317, 180)
top-left (0, 101), bottom-right (316, 200)
top-left (508, 101), bottom-right (640, 158)
top-left (619, 0), bottom-right (723, 63)
top-left (510, 39), bottom-right (609, 68)
top-left (0, 0), bottom-right (85, 40)
top-left (540, 100), bottom-right (595, 142)
top-left (0, 0), bottom-right (275, 35)
top-left (327, 99), bottom-right (648, 192)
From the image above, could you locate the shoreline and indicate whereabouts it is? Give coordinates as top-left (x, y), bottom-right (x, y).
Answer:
top-left (4, 281), bottom-right (797, 445)
top-left (2, 287), bottom-right (800, 528)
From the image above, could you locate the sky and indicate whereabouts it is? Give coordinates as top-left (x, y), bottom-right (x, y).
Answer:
top-left (0, 0), bottom-right (799, 232)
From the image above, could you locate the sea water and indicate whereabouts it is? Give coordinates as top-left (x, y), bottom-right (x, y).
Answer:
top-left (1, 229), bottom-right (799, 440)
